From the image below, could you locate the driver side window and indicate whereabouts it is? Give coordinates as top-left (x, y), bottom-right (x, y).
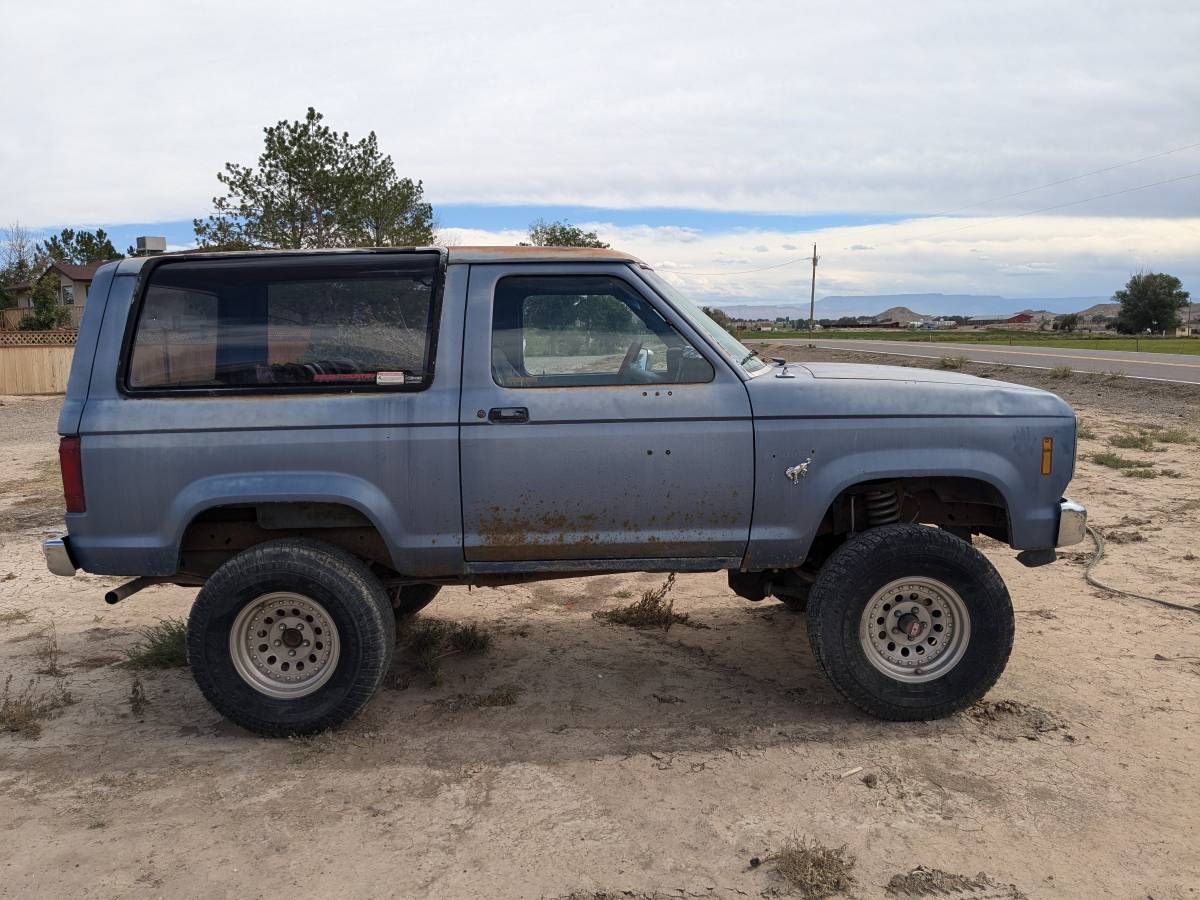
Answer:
top-left (491, 275), bottom-right (714, 388)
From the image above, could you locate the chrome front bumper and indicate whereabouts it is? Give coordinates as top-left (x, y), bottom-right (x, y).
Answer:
top-left (1056, 498), bottom-right (1088, 547)
top-left (43, 536), bottom-right (77, 577)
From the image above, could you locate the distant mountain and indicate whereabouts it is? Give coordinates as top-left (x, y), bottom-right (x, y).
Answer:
top-left (1074, 302), bottom-right (1121, 319)
top-left (713, 293), bottom-right (1110, 320)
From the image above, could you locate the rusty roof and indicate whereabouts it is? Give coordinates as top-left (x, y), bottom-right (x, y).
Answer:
top-left (446, 245), bottom-right (646, 265)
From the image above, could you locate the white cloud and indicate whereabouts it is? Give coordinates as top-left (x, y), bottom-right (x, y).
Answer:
top-left (2, 0), bottom-right (1198, 225)
top-left (441, 216), bottom-right (1200, 302)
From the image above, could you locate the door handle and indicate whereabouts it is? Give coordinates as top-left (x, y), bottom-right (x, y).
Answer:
top-left (488, 406), bottom-right (529, 423)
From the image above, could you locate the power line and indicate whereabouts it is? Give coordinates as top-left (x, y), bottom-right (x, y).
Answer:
top-left (923, 139), bottom-right (1200, 219)
top-left (686, 140), bottom-right (1200, 277)
top-left (897, 170), bottom-right (1200, 243)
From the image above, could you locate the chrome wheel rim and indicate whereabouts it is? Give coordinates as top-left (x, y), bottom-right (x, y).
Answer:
top-left (229, 592), bottom-right (340, 699)
top-left (859, 577), bottom-right (970, 683)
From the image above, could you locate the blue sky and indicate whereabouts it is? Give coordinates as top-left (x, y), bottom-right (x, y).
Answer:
top-left (4, 1), bottom-right (1198, 305)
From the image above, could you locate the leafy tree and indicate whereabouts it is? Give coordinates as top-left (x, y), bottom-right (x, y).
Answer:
top-left (1114, 272), bottom-right (1190, 334)
top-left (701, 305), bottom-right (732, 330)
top-left (18, 273), bottom-right (70, 330)
top-left (520, 219), bottom-right (609, 249)
top-left (194, 108), bottom-right (434, 250)
top-left (40, 228), bottom-right (121, 265)
top-left (1054, 313), bottom-right (1079, 332)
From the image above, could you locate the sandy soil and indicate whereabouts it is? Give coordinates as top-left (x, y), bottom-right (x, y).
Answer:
top-left (1, 351), bottom-right (1198, 899)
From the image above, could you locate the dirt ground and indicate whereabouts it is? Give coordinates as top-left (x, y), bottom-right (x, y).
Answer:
top-left (1, 349), bottom-right (1198, 899)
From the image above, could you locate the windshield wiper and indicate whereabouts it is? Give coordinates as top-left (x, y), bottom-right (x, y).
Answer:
top-left (739, 348), bottom-right (760, 366)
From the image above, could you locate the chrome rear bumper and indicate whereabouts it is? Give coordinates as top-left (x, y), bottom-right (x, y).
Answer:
top-left (1056, 498), bottom-right (1087, 547)
top-left (43, 536), bottom-right (77, 577)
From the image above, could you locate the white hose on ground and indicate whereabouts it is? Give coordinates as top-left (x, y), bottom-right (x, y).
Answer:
top-left (1083, 525), bottom-right (1200, 614)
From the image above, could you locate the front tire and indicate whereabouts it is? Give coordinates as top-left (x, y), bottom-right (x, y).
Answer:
top-left (391, 583), bottom-right (441, 617)
top-left (806, 524), bottom-right (1014, 721)
top-left (187, 538), bottom-right (395, 737)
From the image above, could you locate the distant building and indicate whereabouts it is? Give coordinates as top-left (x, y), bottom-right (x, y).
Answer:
top-left (10, 260), bottom-right (107, 311)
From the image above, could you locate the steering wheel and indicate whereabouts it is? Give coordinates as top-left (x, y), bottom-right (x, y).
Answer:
top-left (616, 339), bottom-right (644, 382)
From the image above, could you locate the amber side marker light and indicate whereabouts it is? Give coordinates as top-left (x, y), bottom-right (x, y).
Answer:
top-left (59, 436), bottom-right (86, 513)
top-left (1040, 437), bottom-right (1053, 476)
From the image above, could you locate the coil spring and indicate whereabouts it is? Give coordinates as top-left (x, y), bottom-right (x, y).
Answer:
top-left (864, 489), bottom-right (901, 526)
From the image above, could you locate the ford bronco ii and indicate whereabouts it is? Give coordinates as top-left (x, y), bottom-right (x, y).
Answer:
top-left (44, 246), bottom-right (1086, 736)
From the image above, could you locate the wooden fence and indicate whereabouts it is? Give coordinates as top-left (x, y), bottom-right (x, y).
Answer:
top-left (0, 332), bottom-right (78, 394)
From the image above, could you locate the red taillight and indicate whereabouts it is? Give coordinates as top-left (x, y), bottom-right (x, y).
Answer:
top-left (59, 436), bottom-right (85, 513)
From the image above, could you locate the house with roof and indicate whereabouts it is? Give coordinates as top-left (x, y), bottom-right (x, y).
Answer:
top-left (9, 260), bottom-right (107, 313)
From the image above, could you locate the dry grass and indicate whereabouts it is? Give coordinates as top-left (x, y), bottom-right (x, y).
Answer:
top-left (1157, 427), bottom-right (1195, 444)
top-left (937, 355), bottom-right (968, 370)
top-left (128, 677), bottom-right (148, 717)
top-left (395, 617), bottom-right (493, 685)
top-left (886, 866), bottom-right (1027, 898)
top-left (769, 834), bottom-right (856, 898)
top-left (0, 608), bottom-right (32, 625)
top-left (1090, 451), bottom-right (1154, 470)
top-left (442, 684), bottom-right (523, 711)
top-left (1048, 365), bottom-right (1073, 379)
top-left (1108, 432), bottom-right (1157, 451)
top-left (34, 622), bottom-right (64, 677)
top-left (0, 674), bottom-right (74, 739)
top-left (593, 574), bottom-right (688, 632)
top-left (120, 619), bottom-right (188, 669)
top-left (1075, 419), bottom-right (1097, 440)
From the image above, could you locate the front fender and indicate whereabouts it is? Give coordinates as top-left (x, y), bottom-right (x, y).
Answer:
top-left (745, 416), bottom-right (1073, 569)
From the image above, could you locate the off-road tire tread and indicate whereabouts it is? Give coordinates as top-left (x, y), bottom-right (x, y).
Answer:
top-left (806, 524), bottom-right (1014, 721)
top-left (187, 538), bottom-right (394, 737)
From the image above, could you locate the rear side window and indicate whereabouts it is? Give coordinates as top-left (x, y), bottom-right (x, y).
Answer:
top-left (126, 253), bottom-right (439, 392)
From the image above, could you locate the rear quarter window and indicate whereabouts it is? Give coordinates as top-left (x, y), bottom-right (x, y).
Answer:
top-left (125, 253), bottom-right (440, 392)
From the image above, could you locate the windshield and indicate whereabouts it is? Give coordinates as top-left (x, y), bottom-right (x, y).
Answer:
top-left (639, 269), bottom-right (769, 375)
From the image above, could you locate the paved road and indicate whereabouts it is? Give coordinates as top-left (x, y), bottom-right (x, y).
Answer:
top-left (769, 338), bottom-right (1200, 386)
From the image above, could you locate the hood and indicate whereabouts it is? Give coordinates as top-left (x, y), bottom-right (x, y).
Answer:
top-left (746, 362), bottom-right (1074, 419)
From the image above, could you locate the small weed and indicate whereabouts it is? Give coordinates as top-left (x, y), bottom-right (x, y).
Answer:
top-left (1108, 432), bottom-right (1156, 451)
top-left (120, 619), bottom-right (188, 669)
top-left (594, 573), bottom-right (687, 632)
top-left (1157, 427), bottom-right (1195, 444)
top-left (86, 819), bottom-right (107, 830)
top-left (395, 618), bottom-right (493, 685)
top-left (0, 609), bottom-right (32, 625)
top-left (1101, 368), bottom-right (1126, 380)
top-left (1090, 451), bottom-right (1154, 470)
top-left (1048, 365), bottom-right (1073, 379)
top-left (0, 674), bottom-right (74, 739)
top-left (613, 589), bottom-right (634, 600)
top-left (1075, 420), bottom-right (1096, 440)
top-left (938, 355), bottom-right (968, 370)
top-left (769, 834), bottom-right (856, 899)
top-left (128, 677), bottom-right (148, 716)
top-left (287, 730), bottom-right (337, 764)
top-left (474, 684), bottom-right (522, 707)
top-left (1122, 468), bottom-right (1158, 479)
top-left (35, 622), bottom-right (64, 677)
top-left (1161, 468), bottom-right (1183, 479)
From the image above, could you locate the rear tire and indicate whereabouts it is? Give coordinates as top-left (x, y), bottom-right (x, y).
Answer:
top-left (187, 538), bottom-right (395, 737)
top-left (806, 524), bottom-right (1013, 721)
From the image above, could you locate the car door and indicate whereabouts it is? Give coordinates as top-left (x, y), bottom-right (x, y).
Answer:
top-left (458, 262), bottom-right (754, 566)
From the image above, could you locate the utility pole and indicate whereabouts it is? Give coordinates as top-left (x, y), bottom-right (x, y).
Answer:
top-left (808, 243), bottom-right (819, 338)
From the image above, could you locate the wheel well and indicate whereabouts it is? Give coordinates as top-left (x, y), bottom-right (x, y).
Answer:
top-left (804, 476), bottom-right (1010, 570)
top-left (178, 502), bottom-right (396, 579)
